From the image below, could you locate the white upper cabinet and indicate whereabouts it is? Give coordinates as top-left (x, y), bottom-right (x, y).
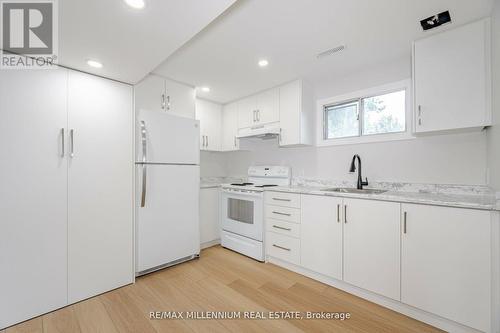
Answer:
top-left (343, 198), bottom-right (400, 300)
top-left (256, 87), bottom-right (280, 124)
top-left (413, 19), bottom-right (491, 133)
top-left (279, 80), bottom-right (313, 147)
top-left (237, 87), bottom-right (279, 129)
top-left (222, 102), bottom-right (240, 151)
top-left (401, 204), bottom-right (491, 332)
top-left (301, 195), bottom-right (343, 280)
top-left (135, 74), bottom-right (195, 119)
top-left (165, 78), bottom-right (196, 119)
top-left (196, 99), bottom-right (222, 151)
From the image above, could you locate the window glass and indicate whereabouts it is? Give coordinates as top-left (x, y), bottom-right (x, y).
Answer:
top-left (324, 101), bottom-right (359, 139)
top-left (362, 90), bottom-right (406, 135)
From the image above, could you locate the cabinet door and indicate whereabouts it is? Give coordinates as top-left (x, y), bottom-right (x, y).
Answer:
top-left (68, 71), bottom-right (134, 303)
top-left (222, 102), bottom-right (239, 151)
top-left (256, 87), bottom-right (279, 124)
top-left (134, 74), bottom-right (165, 113)
top-left (301, 195), bottom-right (343, 280)
top-left (195, 99), bottom-right (221, 151)
top-left (237, 96), bottom-right (257, 129)
top-left (165, 78), bottom-right (196, 119)
top-left (401, 204), bottom-right (491, 332)
top-left (0, 69), bottom-right (68, 329)
top-left (279, 80), bottom-right (300, 146)
top-left (414, 19), bottom-right (490, 133)
top-left (200, 188), bottom-right (220, 244)
top-left (343, 198), bottom-right (400, 300)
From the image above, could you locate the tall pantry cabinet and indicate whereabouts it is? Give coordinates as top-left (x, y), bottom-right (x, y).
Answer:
top-left (0, 68), bottom-right (134, 329)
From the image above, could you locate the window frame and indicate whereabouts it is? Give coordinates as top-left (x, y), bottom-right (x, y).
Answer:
top-left (316, 79), bottom-right (414, 147)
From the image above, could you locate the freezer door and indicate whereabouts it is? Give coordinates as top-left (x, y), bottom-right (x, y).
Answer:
top-left (136, 164), bottom-right (200, 273)
top-left (137, 109), bottom-right (200, 164)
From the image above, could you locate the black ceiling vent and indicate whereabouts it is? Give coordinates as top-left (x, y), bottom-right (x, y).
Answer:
top-left (420, 11), bottom-right (451, 31)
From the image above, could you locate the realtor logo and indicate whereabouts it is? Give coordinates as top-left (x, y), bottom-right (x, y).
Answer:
top-left (1, 0), bottom-right (58, 69)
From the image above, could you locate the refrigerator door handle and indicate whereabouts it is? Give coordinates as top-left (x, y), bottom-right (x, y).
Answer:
top-left (140, 164), bottom-right (147, 207)
top-left (140, 120), bottom-right (147, 162)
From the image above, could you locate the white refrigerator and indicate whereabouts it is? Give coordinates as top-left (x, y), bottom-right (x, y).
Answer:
top-left (135, 109), bottom-right (200, 276)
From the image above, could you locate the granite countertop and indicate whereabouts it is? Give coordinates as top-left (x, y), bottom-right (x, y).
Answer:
top-left (268, 186), bottom-right (499, 211)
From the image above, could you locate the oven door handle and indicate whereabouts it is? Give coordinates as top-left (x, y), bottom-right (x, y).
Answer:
top-left (221, 188), bottom-right (263, 197)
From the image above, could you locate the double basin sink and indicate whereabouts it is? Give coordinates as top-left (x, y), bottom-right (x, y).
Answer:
top-left (321, 187), bottom-right (388, 195)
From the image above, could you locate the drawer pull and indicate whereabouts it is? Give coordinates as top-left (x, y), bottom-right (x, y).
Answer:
top-left (272, 244), bottom-right (291, 251)
top-left (272, 225), bottom-right (291, 231)
top-left (272, 198), bottom-right (291, 202)
top-left (272, 211), bottom-right (291, 216)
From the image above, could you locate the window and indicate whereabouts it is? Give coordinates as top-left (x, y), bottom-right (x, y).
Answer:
top-left (324, 89), bottom-right (406, 140)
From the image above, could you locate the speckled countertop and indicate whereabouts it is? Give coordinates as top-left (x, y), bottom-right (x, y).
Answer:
top-left (267, 185), bottom-right (499, 211)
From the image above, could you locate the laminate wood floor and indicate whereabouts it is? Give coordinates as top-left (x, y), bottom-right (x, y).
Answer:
top-left (4, 246), bottom-right (443, 333)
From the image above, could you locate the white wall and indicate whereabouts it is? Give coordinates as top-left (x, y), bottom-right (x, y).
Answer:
top-left (202, 56), bottom-right (489, 186)
top-left (487, 0), bottom-right (500, 191)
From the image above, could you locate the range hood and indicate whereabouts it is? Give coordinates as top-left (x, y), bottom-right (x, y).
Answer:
top-left (236, 122), bottom-right (280, 140)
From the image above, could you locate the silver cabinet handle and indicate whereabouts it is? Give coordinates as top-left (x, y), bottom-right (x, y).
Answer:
top-left (272, 244), bottom-right (291, 251)
top-left (202, 135), bottom-right (205, 148)
top-left (337, 204), bottom-right (340, 223)
top-left (257, 110), bottom-right (260, 122)
top-left (166, 95), bottom-right (170, 111)
top-left (60, 128), bottom-right (65, 157)
top-left (140, 164), bottom-right (147, 207)
top-left (344, 205), bottom-right (347, 223)
top-left (273, 225), bottom-right (292, 231)
top-left (69, 129), bottom-right (75, 158)
top-left (272, 198), bottom-right (290, 202)
top-left (206, 135), bottom-right (209, 148)
top-left (272, 211), bottom-right (291, 216)
top-left (140, 121), bottom-right (147, 162)
top-left (161, 94), bottom-right (166, 110)
top-left (279, 128), bottom-right (282, 143)
top-left (418, 105), bottom-right (422, 126)
top-left (403, 211), bottom-right (407, 234)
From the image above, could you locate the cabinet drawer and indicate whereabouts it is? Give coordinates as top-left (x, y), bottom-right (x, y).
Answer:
top-left (265, 205), bottom-right (300, 224)
top-left (266, 219), bottom-right (300, 238)
top-left (266, 192), bottom-right (300, 208)
top-left (266, 232), bottom-right (300, 265)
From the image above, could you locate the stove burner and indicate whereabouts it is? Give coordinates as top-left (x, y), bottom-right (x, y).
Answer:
top-left (254, 184), bottom-right (279, 188)
top-left (230, 182), bottom-right (254, 186)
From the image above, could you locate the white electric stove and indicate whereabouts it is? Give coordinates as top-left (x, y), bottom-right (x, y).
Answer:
top-left (220, 166), bottom-right (291, 261)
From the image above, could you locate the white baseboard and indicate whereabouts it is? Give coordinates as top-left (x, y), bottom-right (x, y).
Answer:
top-left (267, 256), bottom-right (485, 333)
top-left (200, 239), bottom-right (220, 250)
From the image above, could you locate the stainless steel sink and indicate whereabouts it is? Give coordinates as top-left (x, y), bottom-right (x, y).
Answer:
top-left (321, 187), bottom-right (388, 194)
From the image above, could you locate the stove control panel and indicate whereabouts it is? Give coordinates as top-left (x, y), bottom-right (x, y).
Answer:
top-left (248, 166), bottom-right (291, 178)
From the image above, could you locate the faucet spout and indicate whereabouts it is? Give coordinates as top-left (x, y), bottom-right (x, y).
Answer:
top-left (350, 154), bottom-right (368, 190)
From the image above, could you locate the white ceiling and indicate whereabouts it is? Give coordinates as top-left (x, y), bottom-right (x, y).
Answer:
top-left (153, 0), bottom-right (493, 103)
top-left (58, 0), bottom-right (236, 84)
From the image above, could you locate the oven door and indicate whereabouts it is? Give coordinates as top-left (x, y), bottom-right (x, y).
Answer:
top-left (221, 188), bottom-right (263, 242)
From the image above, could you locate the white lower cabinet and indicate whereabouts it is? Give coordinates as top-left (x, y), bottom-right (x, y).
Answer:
top-left (343, 198), bottom-right (401, 300)
top-left (401, 204), bottom-right (491, 332)
top-left (300, 195), bottom-right (343, 280)
top-left (200, 187), bottom-right (220, 246)
top-left (266, 231), bottom-right (301, 265)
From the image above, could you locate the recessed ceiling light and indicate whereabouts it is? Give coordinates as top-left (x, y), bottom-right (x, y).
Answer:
top-left (201, 87), bottom-right (210, 92)
top-left (258, 59), bottom-right (269, 67)
top-left (87, 59), bottom-right (103, 68)
top-left (124, 0), bottom-right (145, 9)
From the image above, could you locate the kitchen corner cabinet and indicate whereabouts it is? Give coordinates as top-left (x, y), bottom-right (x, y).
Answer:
top-left (278, 80), bottom-right (314, 147)
top-left (200, 188), bottom-right (220, 246)
top-left (301, 195), bottom-right (343, 280)
top-left (0, 68), bottom-right (134, 329)
top-left (135, 74), bottom-right (195, 119)
top-left (222, 102), bottom-right (240, 151)
top-left (343, 198), bottom-right (400, 300)
top-left (401, 204), bottom-right (491, 332)
top-left (413, 18), bottom-right (491, 134)
top-left (196, 99), bottom-right (222, 151)
top-left (237, 87), bottom-right (279, 129)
